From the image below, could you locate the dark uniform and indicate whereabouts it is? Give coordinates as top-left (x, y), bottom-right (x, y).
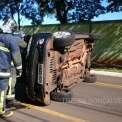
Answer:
top-left (6, 33), bottom-right (27, 101)
top-left (0, 33), bottom-right (22, 115)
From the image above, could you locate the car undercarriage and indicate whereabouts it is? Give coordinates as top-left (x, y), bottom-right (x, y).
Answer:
top-left (21, 31), bottom-right (95, 105)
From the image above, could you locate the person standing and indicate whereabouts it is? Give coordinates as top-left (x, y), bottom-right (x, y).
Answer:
top-left (0, 18), bottom-right (22, 118)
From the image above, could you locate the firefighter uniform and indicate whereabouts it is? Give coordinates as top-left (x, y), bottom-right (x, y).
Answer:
top-left (6, 33), bottom-right (27, 101)
top-left (0, 33), bottom-right (22, 116)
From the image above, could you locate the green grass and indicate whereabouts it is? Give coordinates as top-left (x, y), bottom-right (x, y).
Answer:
top-left (21, 22), bottom-right (89, 35)
top-left (91, 21), bottom-right (122, 66)
top-left (21, 20), bottom-right (122, 67)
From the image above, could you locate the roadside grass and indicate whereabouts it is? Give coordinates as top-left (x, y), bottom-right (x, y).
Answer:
top-left (22, 20), bottom-right (122, 67)
top-left (92, 21), bottom-right (122, 66)
top-left (22, 22), bottom-right (89, 35)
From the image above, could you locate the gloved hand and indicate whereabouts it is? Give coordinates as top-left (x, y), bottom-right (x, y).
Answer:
top-left (16, 69), bottom-right (22, 77)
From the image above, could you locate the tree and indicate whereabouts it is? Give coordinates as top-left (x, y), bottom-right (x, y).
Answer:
top-left (53, 0), bottom-right (74, 24)
top-left (107, 0), bottom-right (122, 12)
top-left (0, 0), bottom-right (22, 29)
top-left (21, 0), bottom-right (43, 25)
top-left (37, 0), bottom-right (74, 24)
top-left (70, 0), bottom-right (105, 32)
top-left (0, 0), bottom-right (43, 28)
top-left (0, 0), bottom-right (21, 19)
top-left (10, 0), bottom-right (22, 30)
top-left (70, 0), bottom-right (105, 22)
top-left (37, 0), bottom-right (105, 24)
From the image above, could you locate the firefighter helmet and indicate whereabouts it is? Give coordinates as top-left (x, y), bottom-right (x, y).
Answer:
top-left (1, 17), bottom-right (17, 33)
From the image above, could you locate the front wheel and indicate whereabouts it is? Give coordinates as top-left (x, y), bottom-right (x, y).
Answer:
top-left (51, 90), bottom-right (72, 102)
top-left (26, 46), bottom-right (51, 105)
top-left (83, 74), bottom-right (96, 83)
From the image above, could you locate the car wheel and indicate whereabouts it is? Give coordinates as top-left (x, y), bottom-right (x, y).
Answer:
top-left (51, 90), bottom-right (72, 102)
top-left (83, 52), bottom-right (96, 83)
top-left (53, 31), bottom-right (75, 49)
top-left (26, 33), bottom-right (52, 106)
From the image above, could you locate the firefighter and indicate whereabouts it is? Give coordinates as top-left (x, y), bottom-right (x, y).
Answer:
top-left (0, 19), bottom-right (22, 118)
top-left (6, 33), bottom-right (26, 103)
top-left (2, 17), bottom-right (27, 105)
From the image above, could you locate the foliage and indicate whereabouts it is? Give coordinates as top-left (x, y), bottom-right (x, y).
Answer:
top-left (21, 20), bottom-right (122, 67)
top-left (0, 0), bottom-right (21, 20)
top-left (36, 0), bottom-right (105, 24)
top-left (1, 0), bottom-right (122, 26)
top-left (38, 0), bottom-right (74, 24)
top-left (21, 0), bottom-right (43, 25)
top-left (70, 0), bottom-right (105, 22)
top-left (0, 0), bottom-right (42, 25)
top-left (107, 0), bottom-right (122, 12)
top-left (51, 0), bottom-right (74, 24)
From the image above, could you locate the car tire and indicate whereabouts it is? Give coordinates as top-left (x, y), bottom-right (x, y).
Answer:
top-left (53, 31), bottom-right (75, 49)
top-left (26, 46), bottom-right (38, 98)
top-left (51, 90), bottom-right (72, 102)
top-left (26, 33), bottom-right (52, 106)
top-left (83, 75), bottom-right (96, 83)
top-left (83, 52), bottom-right (96, 83)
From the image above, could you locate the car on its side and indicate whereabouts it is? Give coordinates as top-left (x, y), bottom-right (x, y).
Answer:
top-left (23, 31), bottom-right (95, 105)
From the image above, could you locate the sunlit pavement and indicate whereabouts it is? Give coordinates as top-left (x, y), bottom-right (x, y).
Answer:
top-left (0, 74), bottom-right (122, 122)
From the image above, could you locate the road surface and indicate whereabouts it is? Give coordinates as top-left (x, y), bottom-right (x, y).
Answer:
top-left (0, 74), bottom-right (122, 122)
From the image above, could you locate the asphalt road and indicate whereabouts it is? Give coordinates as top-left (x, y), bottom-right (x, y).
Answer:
top-left (0, 74), bottom-right (122, 122)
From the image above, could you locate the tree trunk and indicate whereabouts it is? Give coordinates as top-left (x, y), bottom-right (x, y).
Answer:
top-left (17, 9), bottom-right (21, 31)
top-left (89, 20), bottom-right (92, 33)
top-left (55, 1), bottom-right (68, 24)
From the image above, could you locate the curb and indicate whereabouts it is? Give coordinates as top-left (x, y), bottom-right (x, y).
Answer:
top-left (90, 70), bottom-right (122, 78)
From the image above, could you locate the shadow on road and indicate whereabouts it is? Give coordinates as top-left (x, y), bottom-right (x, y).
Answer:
top-left (14, 78), bottom-right (45, 107)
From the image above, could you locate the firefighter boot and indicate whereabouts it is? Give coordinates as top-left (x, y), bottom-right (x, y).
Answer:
top-left (0, 90), bottom-right (13, 118)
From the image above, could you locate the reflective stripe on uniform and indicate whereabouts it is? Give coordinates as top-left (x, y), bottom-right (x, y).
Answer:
top-left (6, 94), bottom-right (15, 100)
top-left (7, 76), bottom-right (15, 100)
top-left (8, 77), bottom-right (12, 96)
top-left (6, 69), bottom-right (16, 100)
top-left (0, 45), bottom-right (10, 52)
top-left (11, 61), bottom-right (14, 66)
top-left (0, 72), bottom-right (11, 78)
top-left (0, 91), bottom-right (5, 113)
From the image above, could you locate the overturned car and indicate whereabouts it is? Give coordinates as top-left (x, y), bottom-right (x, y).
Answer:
top-left (20, 31), bottom-right (95, 105)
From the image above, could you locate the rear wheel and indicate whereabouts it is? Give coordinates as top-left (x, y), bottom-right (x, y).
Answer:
top-left (83, 53), bottom-right (96, 83)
